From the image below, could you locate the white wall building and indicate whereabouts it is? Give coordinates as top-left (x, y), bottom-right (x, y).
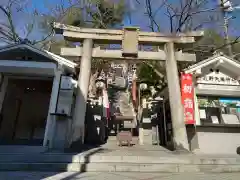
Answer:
top-left (0, 43), bottom-right (78, 149)
top-left (184, 53), bottom-right (240, 154)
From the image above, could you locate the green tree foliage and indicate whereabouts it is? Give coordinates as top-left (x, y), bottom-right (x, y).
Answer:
top-left (87, 0), bottom-right (125, 28)
top-left (189, 29), bottom-right (240, 61)
top-left (38, 0), bottom-right (126, 52)
top-left (38, 0), bottom-right (126, 97)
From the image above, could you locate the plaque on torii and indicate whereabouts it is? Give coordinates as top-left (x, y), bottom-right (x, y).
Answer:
top-left (54, 22), bottom-right (203, 151)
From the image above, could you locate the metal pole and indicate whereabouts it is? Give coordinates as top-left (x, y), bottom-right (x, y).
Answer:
top-left (156, 101), bottom-right (160, 145)
top-left (223, 14), bottom-right (233, 56)
top-left (162, 98), bottom-right (167, 146)
top-left (219, 0), bottom-right (233, 56)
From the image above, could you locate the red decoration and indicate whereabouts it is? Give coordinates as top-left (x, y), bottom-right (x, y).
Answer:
top-left (131, 74), bottom-right (138, 109)
top-left (181, 73), bottom-right (195, 124)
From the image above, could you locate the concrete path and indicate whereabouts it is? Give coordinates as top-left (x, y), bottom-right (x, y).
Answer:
top-left (0, 171), bottom-right (240, 180)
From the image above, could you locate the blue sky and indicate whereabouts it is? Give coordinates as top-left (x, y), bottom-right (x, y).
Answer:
top-left (1, 0), bottom-right (240, 43)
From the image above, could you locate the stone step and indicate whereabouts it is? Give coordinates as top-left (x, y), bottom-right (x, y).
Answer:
top-left (0, 153), bottom-right (240, 164)
top-left (1, 147), bottom-right (240, 173)
top-left (107, 136), bottom-right (139, 142)
top-left (1, 162), bottom-right (240, 173)
top-left (0, 145), bottom-right (46, 154)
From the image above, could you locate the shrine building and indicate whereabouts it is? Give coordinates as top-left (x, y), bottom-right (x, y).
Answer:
top-left (0, 43), bottom-right (77, 149)
top-left (184, 52), bottom-right (240, 154)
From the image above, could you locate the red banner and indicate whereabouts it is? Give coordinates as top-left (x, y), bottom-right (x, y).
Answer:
top-left (181, 73), bottom-right (195, 124)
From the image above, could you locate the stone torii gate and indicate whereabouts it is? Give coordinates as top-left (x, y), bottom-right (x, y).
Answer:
top-left (54, 23), bottom-right (203, 150)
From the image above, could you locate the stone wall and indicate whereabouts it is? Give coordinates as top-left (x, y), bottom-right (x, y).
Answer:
top-left (187, 125), bottom-right (240, 154)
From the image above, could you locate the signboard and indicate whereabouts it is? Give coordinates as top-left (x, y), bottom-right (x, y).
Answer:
top-left (56, 76), bottom-right (75, 116)
top-left (196, 72), bottom-right (240, 86)
top-left (142, 117), bottom-right (151, 123)
top-left (181, 73), bottom-right (195, 124)
top-left (60, 76), bottom-right (74, 90)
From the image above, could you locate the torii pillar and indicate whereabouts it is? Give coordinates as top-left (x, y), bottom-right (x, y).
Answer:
top-left (54, 23), bottom-right (203, 151)
top-left (71, 39), bottom-right (93, 146)
top-left (165, 42), bottom-right (189, 150)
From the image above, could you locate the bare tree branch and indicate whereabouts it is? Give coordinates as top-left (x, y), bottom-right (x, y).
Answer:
top-left (136, 0), bottom-right (240, 83)
top-left (0, 0), bottom-right (47, 45)
top-left (212, 36), bottom-right (240, 53)
top-left (144, 0), bottom-right (162, 32)
top-left (0, 3), bottom-right (20, 42)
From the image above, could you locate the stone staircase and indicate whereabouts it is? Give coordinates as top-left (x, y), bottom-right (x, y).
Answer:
top-left (1, 145), bottom-right (240, 173)
top-left (118, 91), bottom-right (134, 116)
top-left (115, 91), bottom-right (137, 129)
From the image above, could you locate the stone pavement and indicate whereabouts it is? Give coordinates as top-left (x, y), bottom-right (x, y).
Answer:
top-left (0, 171), bottom-right (240, 180)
